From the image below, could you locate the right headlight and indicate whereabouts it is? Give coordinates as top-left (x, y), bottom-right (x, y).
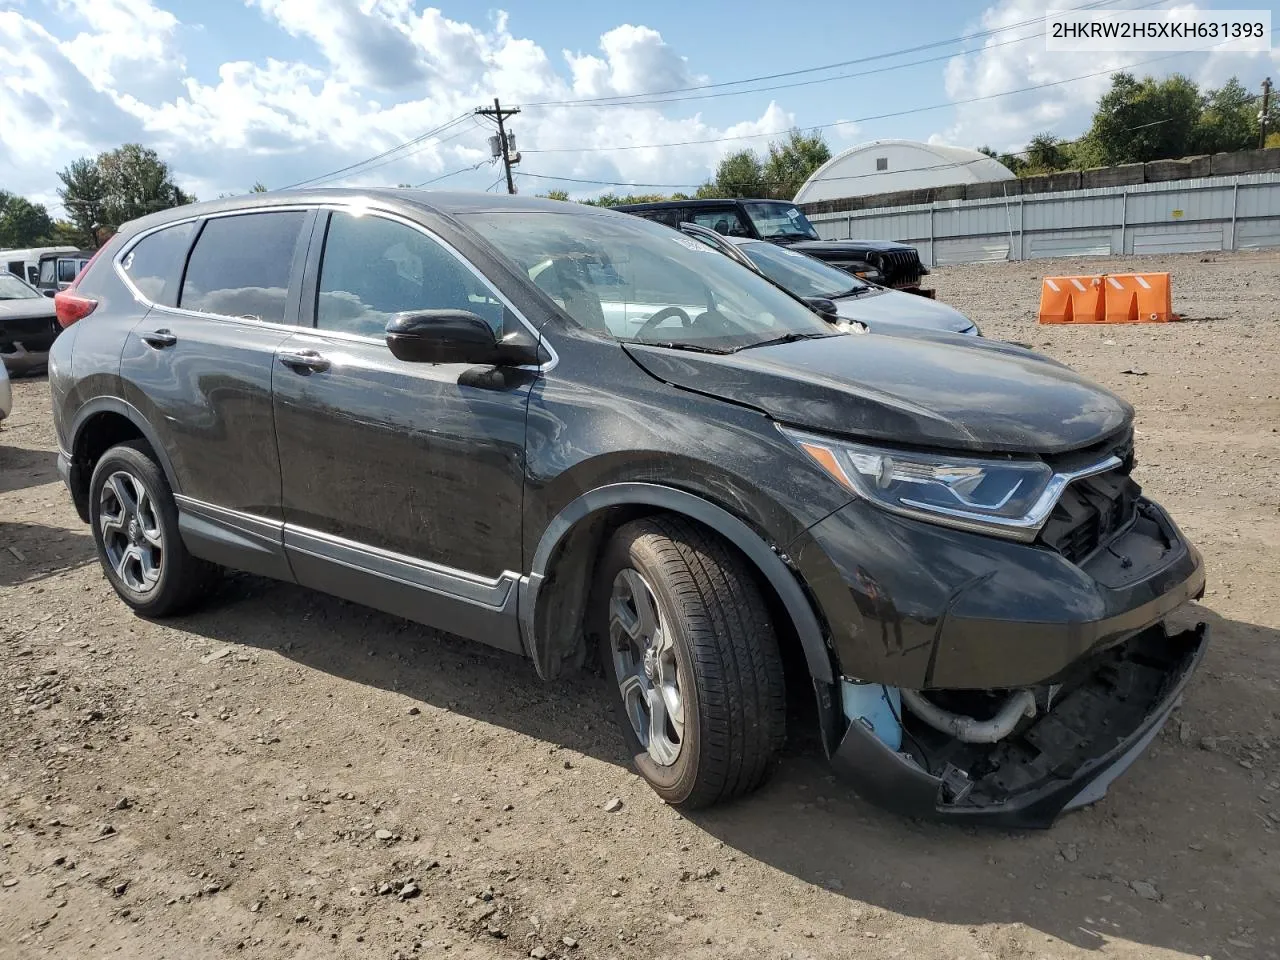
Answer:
top-left (780, 426), bottom-right (1120, 541)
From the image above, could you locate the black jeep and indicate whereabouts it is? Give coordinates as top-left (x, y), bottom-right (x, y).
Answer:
top-left (614, 198), bottom-right (931, 295)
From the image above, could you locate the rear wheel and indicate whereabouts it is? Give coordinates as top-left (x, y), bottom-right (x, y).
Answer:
top-left (596, 517), bottom-right (786, 808)
top-left (88, 440), bottom-right (218, 617)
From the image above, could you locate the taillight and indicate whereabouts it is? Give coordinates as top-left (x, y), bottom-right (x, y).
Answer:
top-left (54, 291), bottom-right (98, 327)
top-left (53, 246), bottom-right (105, 328)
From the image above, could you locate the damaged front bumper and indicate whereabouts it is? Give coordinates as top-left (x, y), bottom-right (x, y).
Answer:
top-left (830, 621), bottom-right (1208, 828)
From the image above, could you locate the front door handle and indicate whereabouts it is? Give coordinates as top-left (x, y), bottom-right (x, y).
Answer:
top-left (141, 329), bottom-right (177, 349)
top-left (277, 349), bottom-right (331, 374)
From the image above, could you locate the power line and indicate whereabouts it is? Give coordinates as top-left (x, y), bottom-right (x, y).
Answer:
top-left (521, 0), bottom-right (1174, 113)
top-left (515, 108), bottom-right (1259, 194)
top-left (521, 39), bottom-right (1271, 157)
top-left (313, 116), bottom-right (482, 187)
top-left (516, 172), bottom-right (703, 189)
top-left (413, 159), bottom-right (493, 188)
top-left (276, 113), bottom-right (471, 190)
top-left (517, 0), bottom-right (1126, 109)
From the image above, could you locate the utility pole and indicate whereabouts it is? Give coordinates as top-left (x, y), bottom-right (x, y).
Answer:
top-left (1260, 77), bottom-right (1273, 150)
top-left (476, 98), bottom-right (521, 194)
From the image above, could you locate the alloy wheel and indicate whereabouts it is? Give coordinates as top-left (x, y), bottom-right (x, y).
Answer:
top-left (98, 470), bottom-right (164, 594)
top-left (609, 568), bottom-right (685, 766)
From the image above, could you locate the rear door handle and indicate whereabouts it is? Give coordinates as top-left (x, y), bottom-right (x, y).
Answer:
top-left (141, 329), bottom-right (177, 348)
top-left (277, 349), bottom-right (331, 374)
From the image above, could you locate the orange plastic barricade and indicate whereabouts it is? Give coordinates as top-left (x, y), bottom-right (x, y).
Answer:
top-left (1038, 273), bottom-right (1173, 324)
top-left (1103, 273), bottom-right (1173, 323)
top-left (1038, 275), bottom-right (1104, 324)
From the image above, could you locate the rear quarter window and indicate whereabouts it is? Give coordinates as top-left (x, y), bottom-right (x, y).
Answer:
top-left (121, 221), bottom-right (197, 306)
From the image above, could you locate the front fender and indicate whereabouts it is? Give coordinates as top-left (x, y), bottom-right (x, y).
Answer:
top-left (521, 482), bottom-right (835, 687)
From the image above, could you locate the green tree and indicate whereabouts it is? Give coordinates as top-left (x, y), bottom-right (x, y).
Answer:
top-left (0, 191), bottom-right (55, 247)
top-left (97, 144), bottom-right (194, 229)
top-left (582, 192), bottom-right (681, 207)
top-left (1267, 132), bottom-right (1280, 149)
top-left (1022, 133), bottom-right (1072, 174)
top-left (702, 149), bottom-right (766, 198)
top-left (537, 189), bottom-right (571, 201)
top-left (56, 157), bottom-right (108, 247)
top-left (1193, 77), bottom-right (1263, 154)
top-left (1085, 72), bottom-right (1203, 164)
top-left (978, 145), bottom-right (1026, 176)
top-left (761, 128), bottom-right (830, 199)
top-left (49, 220), bottom-right (83, 245)
top-left (58, 145), bottom-right (193, 246)
top-left (251, 181), bottom-right (269, 193)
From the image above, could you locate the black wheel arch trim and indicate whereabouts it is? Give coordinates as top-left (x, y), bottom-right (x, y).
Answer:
top-left (69, 396), bottom-right (182, 504)
top-left (521, 482), bottom-right (835, 685)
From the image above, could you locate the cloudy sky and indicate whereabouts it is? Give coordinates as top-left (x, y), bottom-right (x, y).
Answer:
top-left (1, 0), bottom-right (1275, 211)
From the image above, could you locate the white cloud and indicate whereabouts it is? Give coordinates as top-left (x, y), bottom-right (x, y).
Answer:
top-left (56, 0), bottom-right (183, 95)
top-left (0, 0), bottom-right (803, 204)
top-left (565, 24), bottom-right (701, 98)
top-left (936, 0), bottom-right (1278, 152)
top-left (938, 0), bottom-right (1138, 151)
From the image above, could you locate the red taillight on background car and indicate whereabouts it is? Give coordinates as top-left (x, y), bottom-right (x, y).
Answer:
top-left (53, 247), bottom-right (105, 328)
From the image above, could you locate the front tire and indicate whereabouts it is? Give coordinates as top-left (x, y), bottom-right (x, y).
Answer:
top-left (596, 517), bottom-right (786, 808)
top-left (88, 440), bottom-right (217, 617)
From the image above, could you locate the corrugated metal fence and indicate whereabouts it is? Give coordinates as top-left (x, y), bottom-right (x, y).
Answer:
top-left (806, 172), bottom-right (1280, 266)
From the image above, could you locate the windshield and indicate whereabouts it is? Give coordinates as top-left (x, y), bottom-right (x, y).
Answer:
top-left (740, 241), bottom-right (868, 299)
top-left (743, 201), bottom-right (819, 240)
top-left (464, 211), bottom-right (838, 353)
top-left (0, 272), bottom-right (40, 300)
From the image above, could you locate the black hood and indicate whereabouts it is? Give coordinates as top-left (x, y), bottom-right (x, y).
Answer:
top-left (623, 333), bottom-right (1132, 456)
top-left (789, 239), bottom-right (915, 254)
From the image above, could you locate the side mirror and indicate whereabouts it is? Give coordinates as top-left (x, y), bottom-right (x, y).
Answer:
top-left (385, 310), bottom-right (541, 366)
top-left (803, 297), bottom-right (839, 323)
top-left (43, 289), bottom-right (56, 299)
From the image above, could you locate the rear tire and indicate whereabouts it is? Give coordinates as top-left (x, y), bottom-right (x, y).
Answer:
top-left (595, 516), bottom-right (786, 808)
top-left (88, 440), bottom-right (218, 617)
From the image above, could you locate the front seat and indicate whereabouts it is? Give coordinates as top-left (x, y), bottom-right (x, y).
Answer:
top-left (713, 219), bottom-right (729, 236)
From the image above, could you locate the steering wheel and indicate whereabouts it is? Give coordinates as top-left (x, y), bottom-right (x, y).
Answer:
top-left (635, 306), bottom-right (693, 338)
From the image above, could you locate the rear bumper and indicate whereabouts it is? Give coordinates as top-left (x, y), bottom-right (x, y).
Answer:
top-left (830, 622), bottom-right (1207, 827)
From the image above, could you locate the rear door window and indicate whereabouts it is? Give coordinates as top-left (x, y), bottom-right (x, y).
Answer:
top-left (57, 259), bottom-right (79, 283)
top-left (180, 212), bottom-right (307, 323)
top-left (122, 221), bottom-right (197, 306)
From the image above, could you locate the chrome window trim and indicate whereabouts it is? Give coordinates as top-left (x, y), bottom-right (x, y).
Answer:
top-left (112, 199), bottom-right (557, 373)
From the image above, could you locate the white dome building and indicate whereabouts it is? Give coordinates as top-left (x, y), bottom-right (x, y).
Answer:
top-left (794, 139), bottom-right (1016, 204)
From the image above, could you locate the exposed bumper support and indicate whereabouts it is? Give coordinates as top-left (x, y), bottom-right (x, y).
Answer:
top-left (829, 622), bottom-right (1208, 828)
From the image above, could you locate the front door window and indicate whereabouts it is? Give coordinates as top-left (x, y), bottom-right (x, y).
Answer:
top-left (316, 212), bottom-right (504, 338)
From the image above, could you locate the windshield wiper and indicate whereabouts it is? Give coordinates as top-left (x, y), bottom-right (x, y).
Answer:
top-left (734, 331), bottom-right (834, 352)
top-left (626, 340), bottom-right (730, 355)
top-left (830, 286), bottom-right (870, 299)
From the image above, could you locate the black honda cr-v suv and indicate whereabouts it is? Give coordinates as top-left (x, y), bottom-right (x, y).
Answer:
top-left (49, 190), bottom-right (1206, 826)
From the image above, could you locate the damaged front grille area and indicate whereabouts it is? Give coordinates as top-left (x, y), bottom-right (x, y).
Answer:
top-left (905, 624), bottom-right (1203, 812)
top-left (1039, 431), bottom-right (1140, 565)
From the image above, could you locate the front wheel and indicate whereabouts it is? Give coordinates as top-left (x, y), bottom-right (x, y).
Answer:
top-left (595, 517), bottom-right (786, 808)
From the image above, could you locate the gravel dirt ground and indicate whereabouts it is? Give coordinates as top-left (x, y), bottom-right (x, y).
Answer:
top-left (2, 249), bottom-right (1278, 960)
